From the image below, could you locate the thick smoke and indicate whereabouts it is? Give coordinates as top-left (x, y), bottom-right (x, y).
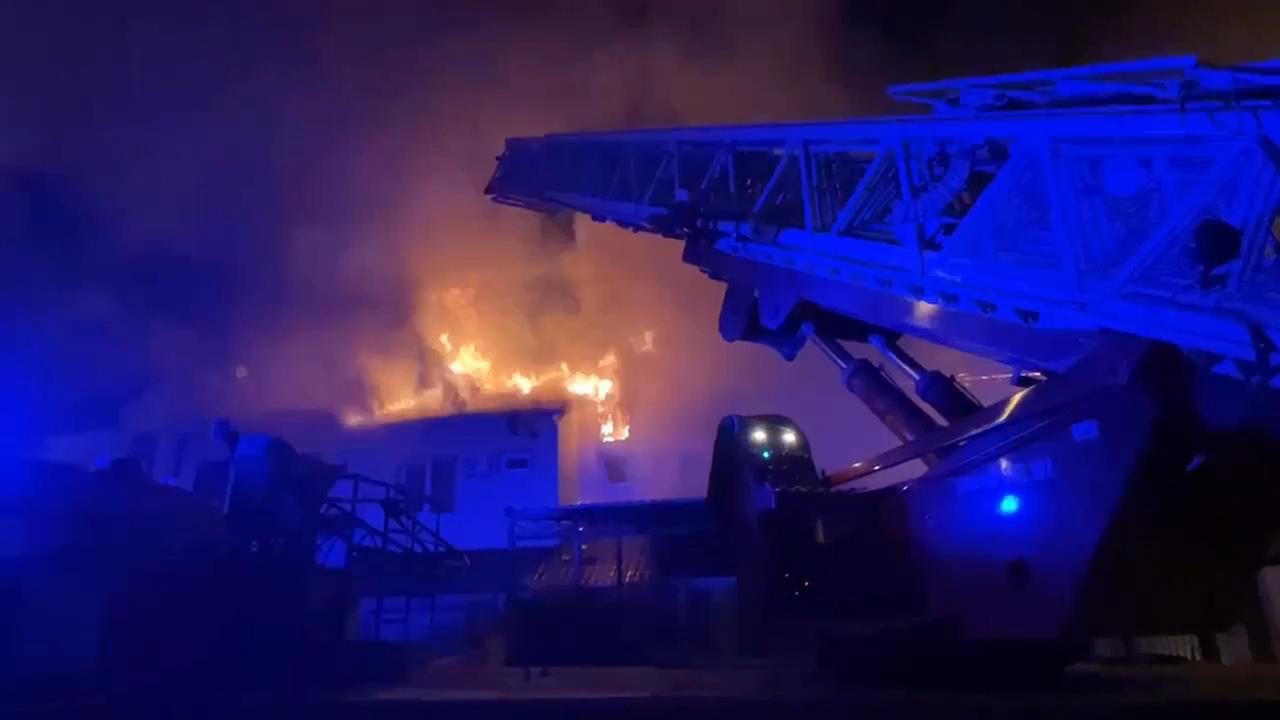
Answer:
top-left (5, 1), bottom-right (1280, 484)
top-left (302, 0), bottom-right (875, 441)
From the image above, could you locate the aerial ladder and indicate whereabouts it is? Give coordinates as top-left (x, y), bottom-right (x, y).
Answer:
top-left (486, 57), bottom-right (1280, 662)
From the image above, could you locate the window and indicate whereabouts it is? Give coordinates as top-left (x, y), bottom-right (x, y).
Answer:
top-left (502, 453), bottom-right (532, 472)
top-left (400, 462), bottom-right (428, 512)
top-left (429, 456), bottom-right (457, 514)
top-left (602, 455), bottom-right (630, 485)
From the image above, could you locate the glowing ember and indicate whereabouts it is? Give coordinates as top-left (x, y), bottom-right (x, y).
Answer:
top-left (506, 371), bottom-right (540, 395)
top-left (599, 413), bottom-right (630, 443)
top-left (565, 370), bottom-right (613, 403)
top-left (447, 342), bottom-right (494, 383)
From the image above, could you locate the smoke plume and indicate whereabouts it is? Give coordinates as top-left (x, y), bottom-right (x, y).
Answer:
top-left (5, 1), bottom-right (1280, 486)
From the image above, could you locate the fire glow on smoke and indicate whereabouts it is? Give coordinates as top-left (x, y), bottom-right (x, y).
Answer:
top-left (343, 288), bottom-right (635, 443)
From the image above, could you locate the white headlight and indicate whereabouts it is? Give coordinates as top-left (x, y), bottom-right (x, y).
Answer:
top-left (749, 427), bottom-right (768, 444)
top-left (780, 429), bottom-right (798, 446)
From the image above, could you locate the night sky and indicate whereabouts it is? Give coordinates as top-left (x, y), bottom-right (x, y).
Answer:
top-left (2, 0), bottom-right (1278, 485)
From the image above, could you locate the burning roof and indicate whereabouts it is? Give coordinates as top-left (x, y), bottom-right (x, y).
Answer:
top-left (342, 286), bottom-right (639, 444)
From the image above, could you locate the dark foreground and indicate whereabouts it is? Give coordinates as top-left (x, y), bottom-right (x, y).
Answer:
top-left (8, 695), bottom-right (1280, 720)
top-left (8, 664), bottom-right (1280, 720)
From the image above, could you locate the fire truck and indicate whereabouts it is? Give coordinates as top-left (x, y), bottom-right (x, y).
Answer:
top-left (484, 56), bottom-right (1280, 665)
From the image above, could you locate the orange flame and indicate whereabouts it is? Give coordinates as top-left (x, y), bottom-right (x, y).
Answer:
top-left (446, 341), bottom-right (494, 383)
top-left (346, 295), bottom-right (637, 443)
top-left (431, 336), bottom-right (630, 442)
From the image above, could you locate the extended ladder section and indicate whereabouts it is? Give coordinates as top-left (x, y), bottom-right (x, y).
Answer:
top-left (487, 57), bottom-right (1280, 382)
